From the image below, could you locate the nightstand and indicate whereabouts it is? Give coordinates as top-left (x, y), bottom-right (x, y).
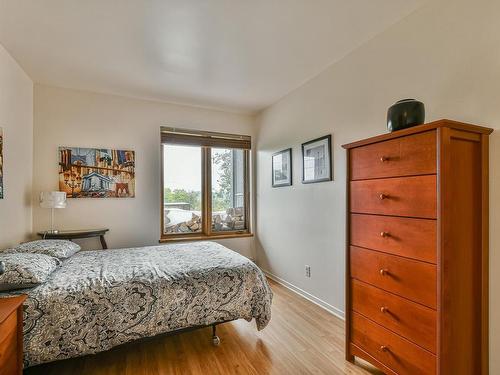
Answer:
top-left (0, 295), bottom-right (26, 375)
top-left (37, 228), bottom-right (110, 249)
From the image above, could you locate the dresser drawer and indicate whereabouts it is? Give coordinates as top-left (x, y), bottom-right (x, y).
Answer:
top-left (351, 279), bottom-right (436, 353)
top-left (350, 246), bottom-right (436, 308)
top-left (0, 354), bottom-right (17, 375)
top-left (350, 214), bottom-right (436, 263)
top-left (351, 312), bottom-right (436, 375)
top-left (350, 131), bottom-right (436, 181)
top-left (350, 175), bottom-right (436, 219)
top-left (0, 317), bottom-right (17, 375)
top-left (0, 312), bottom-right (16, 344)
top-left (0, 296), bottom-right (25, 375)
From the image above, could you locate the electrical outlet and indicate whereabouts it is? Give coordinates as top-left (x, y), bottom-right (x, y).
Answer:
top-left (305, 265), bottom-right (311, 278)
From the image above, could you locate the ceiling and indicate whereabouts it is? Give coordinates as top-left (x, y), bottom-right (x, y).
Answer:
top-left (0, 0), bottom-right (425, 113)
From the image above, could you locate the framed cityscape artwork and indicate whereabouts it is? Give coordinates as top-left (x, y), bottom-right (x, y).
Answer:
top-left (58, 147), bottom-right (135, 198)
top-left (0, 128), bottom-right (3, 199)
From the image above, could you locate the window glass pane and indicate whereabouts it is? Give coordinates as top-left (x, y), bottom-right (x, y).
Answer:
top-left (163, 144), bottom-right (202, 234)
top-left (211, 148), bottom-right (246, 232)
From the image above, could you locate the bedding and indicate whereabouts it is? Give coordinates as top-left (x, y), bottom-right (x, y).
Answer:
top-left (0, 241), bottom-right (272, 367)
top-left (0, 253), bottom-right (60, 291)
top-left (13, 239), bottom-right (81, 259)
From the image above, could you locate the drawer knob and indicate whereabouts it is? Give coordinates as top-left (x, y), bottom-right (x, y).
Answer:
top-left (380, 231), bottom-right (390, 238)
top-left (380, 306), bottom-right (389, 313)
top-left (380, 156), bottom-right (389, 162)
top-left (379, 269), bottom-right (389, 276)
top-left (380, 345), bottom-right (389, 352)
top-left (379, 193), bottom-right (388, 200)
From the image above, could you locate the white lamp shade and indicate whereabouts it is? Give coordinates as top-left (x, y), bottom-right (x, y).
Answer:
top-left (40, 191), bottom-right (67, 209)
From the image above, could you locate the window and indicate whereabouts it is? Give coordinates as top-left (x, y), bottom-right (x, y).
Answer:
top-left (161, 127), bottom-right (251, 241)
top-left (163, 144), bottom-right (203, 234)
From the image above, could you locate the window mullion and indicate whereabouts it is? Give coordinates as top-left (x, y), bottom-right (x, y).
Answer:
top-left (244, 150), bottom-right (250, 233)
top-left (202, 147), bottom-right (212, 236)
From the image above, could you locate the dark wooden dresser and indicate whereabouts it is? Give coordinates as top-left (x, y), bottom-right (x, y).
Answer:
top-left (0, 295), bottom-right (26, 375)
top-left (342, 119), bottom-right (492, 375)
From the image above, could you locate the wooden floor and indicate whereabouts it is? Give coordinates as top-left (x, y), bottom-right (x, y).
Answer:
top-left (25, 279), bottom-right (382, 375)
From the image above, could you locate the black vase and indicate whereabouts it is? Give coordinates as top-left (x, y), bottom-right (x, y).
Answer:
top-left (387, 99), bottom-right (425, 132)
top-left (0, 261), bottom-right (5, 276)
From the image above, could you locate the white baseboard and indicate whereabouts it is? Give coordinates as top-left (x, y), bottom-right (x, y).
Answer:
top-left (263, 269), bottom-right (345, 321)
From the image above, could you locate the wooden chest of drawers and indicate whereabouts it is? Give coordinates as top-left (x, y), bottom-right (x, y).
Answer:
top-left (343, 120), bottom-right (492, 375)
top-left (0, 295), bottom-right (26, 375)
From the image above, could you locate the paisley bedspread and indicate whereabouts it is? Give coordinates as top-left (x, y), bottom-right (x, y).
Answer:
top-left (0, 241), bottom-right (272, 367)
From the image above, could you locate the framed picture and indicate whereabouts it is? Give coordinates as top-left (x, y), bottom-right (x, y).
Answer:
top-left (301, 135), bottom-right (332, 183)
top-left (272, 148), bottom-right (292, 187)
top-left (0, 127), bottom-right (3, 199)
top-left (58, 147), bottom-right (135, 198)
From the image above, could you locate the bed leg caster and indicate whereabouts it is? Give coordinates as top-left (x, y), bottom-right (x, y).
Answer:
top-left (211, 324), bottom-right (220, 346)
top-left (212, 335), bottom-right (221, 346)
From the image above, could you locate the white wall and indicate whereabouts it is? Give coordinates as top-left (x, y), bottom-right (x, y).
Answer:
top-left (33, 85), bottom-right (256, 258)
top-left (255, 0), bottom-right (500, 371)
top-left (0, 44), bottom-right (33, 248)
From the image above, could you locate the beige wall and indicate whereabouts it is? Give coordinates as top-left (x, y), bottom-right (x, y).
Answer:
top-left (255, 0), bottom-right (500, 371)
top-left (33, 85), bottom-right (256, 258)
top-left (0, 44), bottom-right (33, 248)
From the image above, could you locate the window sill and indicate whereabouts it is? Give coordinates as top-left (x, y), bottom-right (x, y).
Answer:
top-left (159, 232), bottom-right (254, 243)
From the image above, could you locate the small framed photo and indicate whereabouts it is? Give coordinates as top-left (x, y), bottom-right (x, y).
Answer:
top-left (272, 148), bottom-right (292, 187)
top-left (301, 135), bottom-right (332, 184)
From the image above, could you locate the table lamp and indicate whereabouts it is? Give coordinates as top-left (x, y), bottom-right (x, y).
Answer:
top-left (40, 191), bottom-right (67, 234)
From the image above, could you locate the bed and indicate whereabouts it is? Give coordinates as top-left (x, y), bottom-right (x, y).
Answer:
top-left (0, 241), bottom-right (272, 368)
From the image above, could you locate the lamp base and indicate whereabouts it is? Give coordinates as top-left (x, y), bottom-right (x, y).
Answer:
top-left (43, 229), bottom-right (60, 235)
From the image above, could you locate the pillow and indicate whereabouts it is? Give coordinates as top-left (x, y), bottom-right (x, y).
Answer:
top-left (14, 240), bottom-right (81, 259)
top-left (0, 252), bottom-right (60, 291)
